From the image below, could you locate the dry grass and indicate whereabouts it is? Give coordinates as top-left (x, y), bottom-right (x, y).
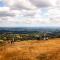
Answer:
top-left (0, 38), bottom-right (60, 60)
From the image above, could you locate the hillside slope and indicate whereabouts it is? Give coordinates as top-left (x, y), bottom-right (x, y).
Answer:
top-left (0, 38), bottom-right (60, 60)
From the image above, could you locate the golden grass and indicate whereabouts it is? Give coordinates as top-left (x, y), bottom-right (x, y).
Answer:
top-left (0, 38), bottom-right (60, 60)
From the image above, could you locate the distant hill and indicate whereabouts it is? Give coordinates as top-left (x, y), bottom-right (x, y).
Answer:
top-left (0, 27), bottom-right (60, 34)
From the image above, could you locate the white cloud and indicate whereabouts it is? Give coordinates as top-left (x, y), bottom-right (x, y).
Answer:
top-left (0, 0), bottom-right (60, 27)
top-left (0, 7), bottom-right (10, 12)
top-left (30, 0), bottom-right (57, 8)
top-left (4, 0), bottom-right (37, 10)
top-left (48, 7), bottom-right (60, 18)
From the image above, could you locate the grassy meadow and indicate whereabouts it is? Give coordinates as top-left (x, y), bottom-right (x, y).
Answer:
top-left (0, 38), bottom-right (60, 60)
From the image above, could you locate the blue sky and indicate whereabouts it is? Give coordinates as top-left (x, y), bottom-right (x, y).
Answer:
top-left (0, 0), bottom-right (60, 27)
top-left (0, 1), bottom-right (4, 7)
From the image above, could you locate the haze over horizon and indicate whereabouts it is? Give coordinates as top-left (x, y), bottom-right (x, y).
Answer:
top-left (0, 0), bottom-right (60, 27)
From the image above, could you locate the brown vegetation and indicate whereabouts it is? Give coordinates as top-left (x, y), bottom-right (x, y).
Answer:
top-left (0, 38), bottom-right (60, 60)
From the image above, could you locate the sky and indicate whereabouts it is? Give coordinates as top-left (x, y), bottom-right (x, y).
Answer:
top-left (0, 0), bottom-right (60, 27)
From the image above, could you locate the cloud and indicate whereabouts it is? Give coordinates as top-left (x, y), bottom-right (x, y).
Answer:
top-left (0, 7), bottom-right (15, 17)
top-left (0, 0), bottom-right (60, 27)
top-left (0, 11), bottom-right (14, 17)
top-left (48, 7), bottom-right (60, 18)
top-left (30, 0), bottom-right (57, 8)
top-left (56, 0), bottom-right (60, 7)
top-left (0, 7), bottom-right (10, 11)
top-left (3, 0), bottom-right (57, 9)
top-left (3, 0), bottom-right (37, 10)
top-left (30, 0), bottom-right (51, 8)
